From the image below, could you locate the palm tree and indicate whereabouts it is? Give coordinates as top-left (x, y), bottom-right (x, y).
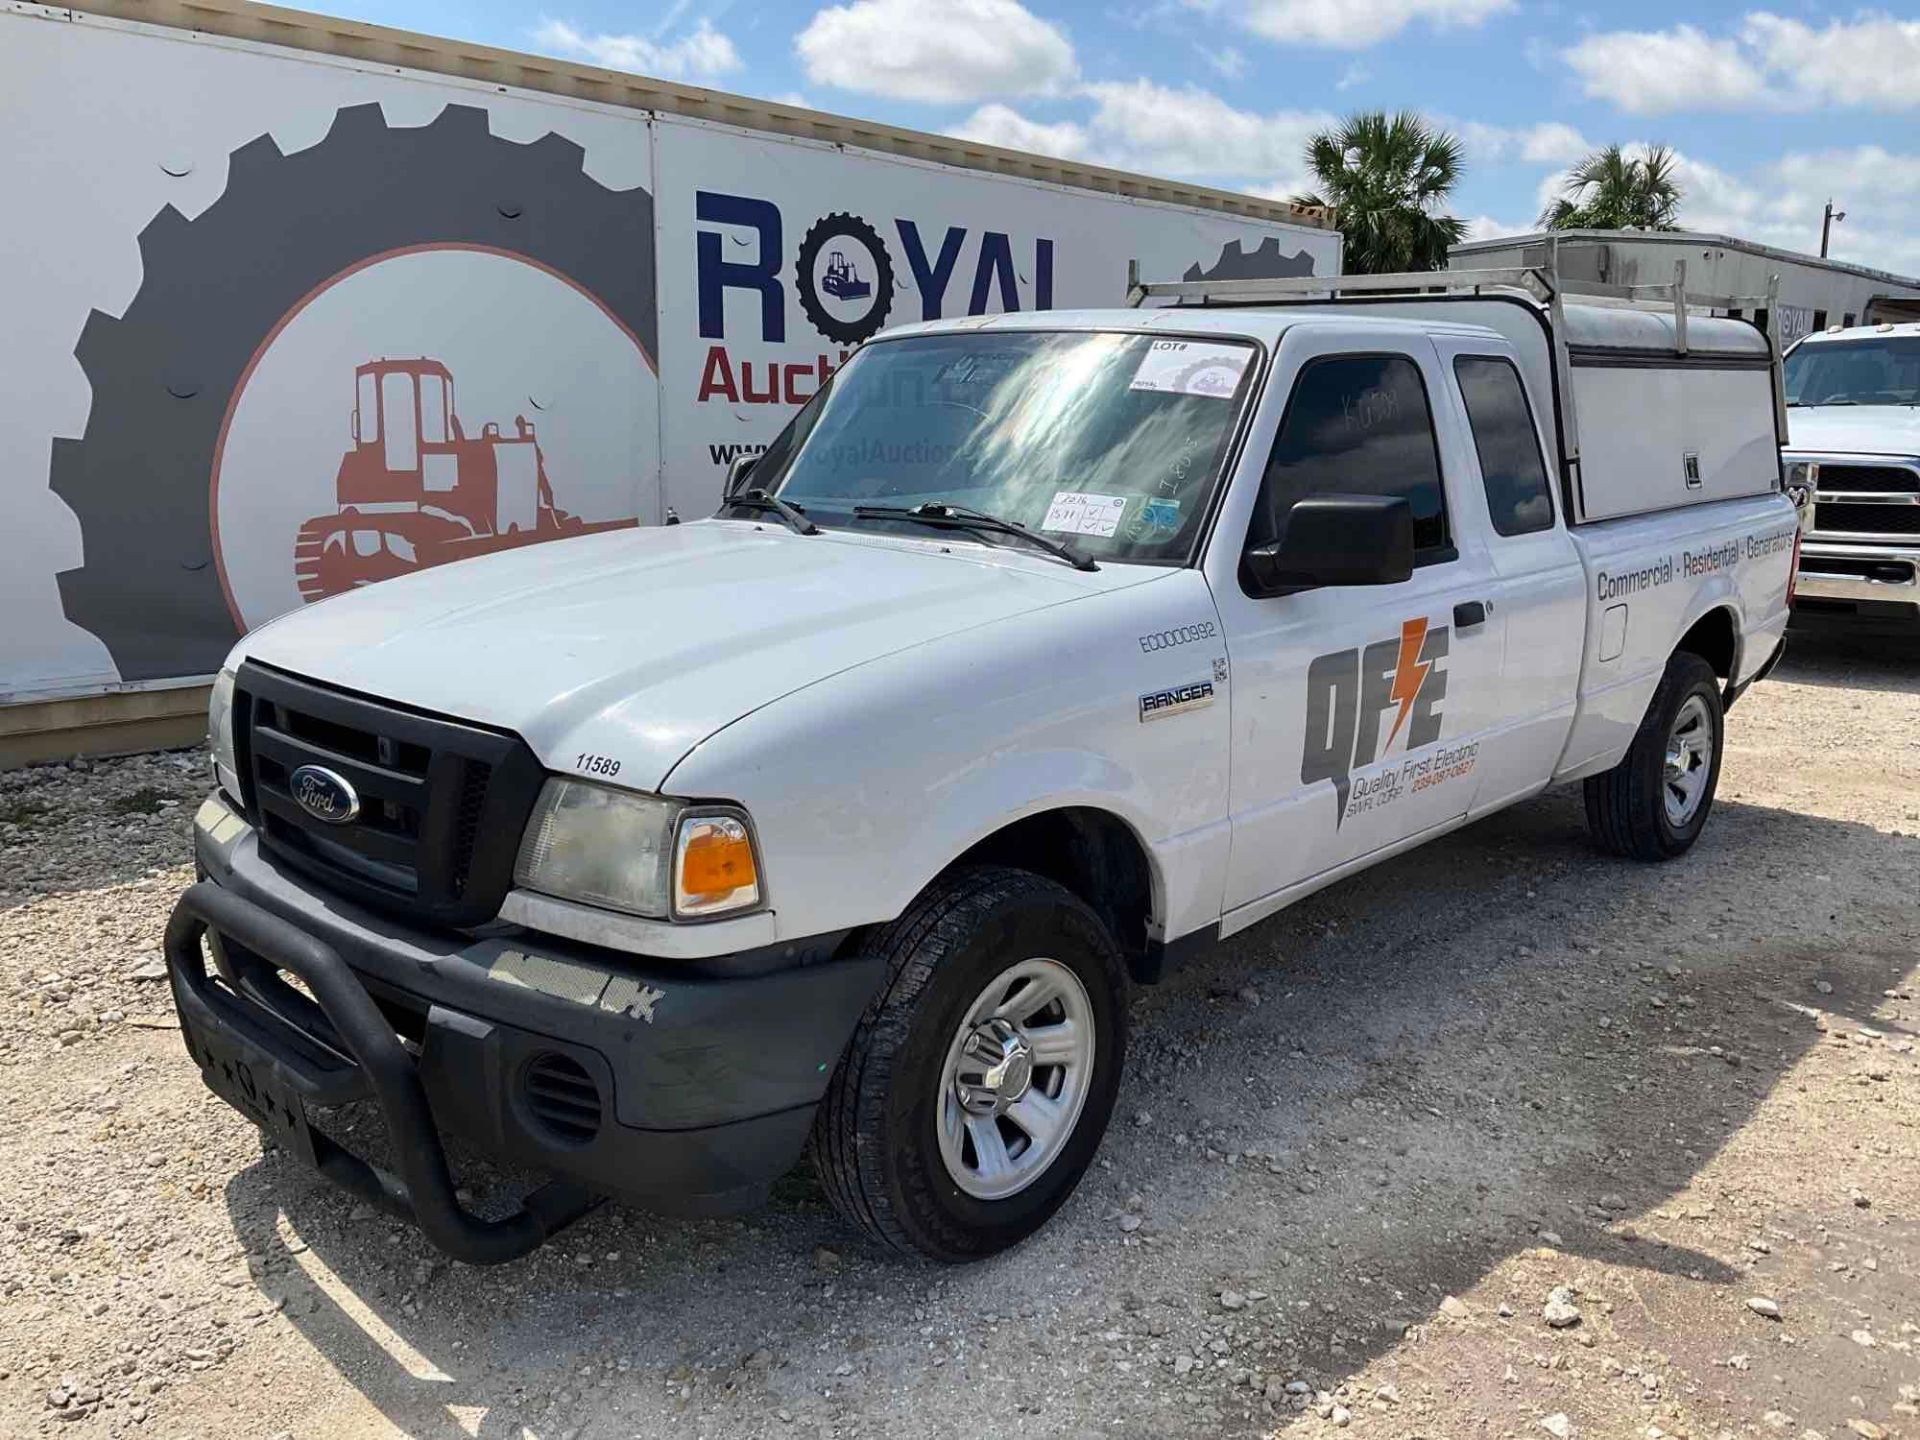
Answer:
top-left (1290, 112), bottom-right (1467, 274)
top-left (1540, 144), bottom-right (1683, 231)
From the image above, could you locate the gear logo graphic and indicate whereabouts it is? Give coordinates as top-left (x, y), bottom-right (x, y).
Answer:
top-left (49, 102), bottom-right (658, 682)
top-left (1182, 236), bottom-right (1318, 284)
top-left (795, 211), bottom-right (895, 346)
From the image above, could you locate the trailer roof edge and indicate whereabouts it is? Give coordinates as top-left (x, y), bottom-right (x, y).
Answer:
top-left (54, 0), bottom-right (1337, 233)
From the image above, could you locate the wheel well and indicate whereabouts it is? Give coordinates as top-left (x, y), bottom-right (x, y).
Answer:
top-left (953, 809), bottom-right (1157, 983)
top-left (1676, 606), bottom-right (1738, 679)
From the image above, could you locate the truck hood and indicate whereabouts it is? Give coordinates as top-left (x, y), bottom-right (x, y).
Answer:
top-left (1785, 405), bottom-right (1920, 458)
top-left (234, 520), bottom-right (1164, 790)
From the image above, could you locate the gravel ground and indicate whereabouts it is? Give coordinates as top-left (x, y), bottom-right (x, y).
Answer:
top-left (2, 621), bottom-right (1917, 1440)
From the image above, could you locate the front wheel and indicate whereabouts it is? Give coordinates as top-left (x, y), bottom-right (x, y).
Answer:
top-left (1584, 650), bottom-right (1725, 861)
top-left (811, 866), bottom-right (1127, 1261)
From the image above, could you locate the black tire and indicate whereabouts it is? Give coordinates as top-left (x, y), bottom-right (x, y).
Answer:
top-left (811, 866), bottom-right (1127, 1261)
top-left (52, 102), bottom-right (655, 682)
top-left (1584, 651), bottom-right (1724, 861)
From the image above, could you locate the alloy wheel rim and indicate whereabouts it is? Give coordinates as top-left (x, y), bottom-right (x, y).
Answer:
top-left (1663, 693), bottom-right (1713, 826)
top-left (936, 957), bottom-right (1095, 1201)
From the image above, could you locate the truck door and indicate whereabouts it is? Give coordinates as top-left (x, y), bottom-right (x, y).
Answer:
top-left (1430, 341), bottom-right (1585, 813)
top-left (1206, 330), bottom-right (1507, 925)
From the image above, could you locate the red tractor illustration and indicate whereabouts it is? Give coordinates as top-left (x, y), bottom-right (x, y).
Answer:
top-left (292, 358), bottom-right (630, 603)
top-left (820, 249), bottom-right (871, 301)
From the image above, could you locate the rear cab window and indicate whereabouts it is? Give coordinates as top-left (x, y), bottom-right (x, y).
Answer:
top-left (1453, 355), bottom-right (1556, 536)
top-left (1244, 353), bottom-right (1455, 572)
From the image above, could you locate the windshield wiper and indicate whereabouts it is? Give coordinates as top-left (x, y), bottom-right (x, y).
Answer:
top-left (851, 502), bottom-right (1098, 571)
top-left (725, 488), bottom-right (819, 535)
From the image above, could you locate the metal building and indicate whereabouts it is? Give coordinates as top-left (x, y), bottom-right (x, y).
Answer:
top-left (1451, 230), bottom-right (1920, 347)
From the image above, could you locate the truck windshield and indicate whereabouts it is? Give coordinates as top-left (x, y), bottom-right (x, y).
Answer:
top-left (1784, 336), bottom-right (1920, 407)
top-left (752, 329), bottom-right (1259, 563)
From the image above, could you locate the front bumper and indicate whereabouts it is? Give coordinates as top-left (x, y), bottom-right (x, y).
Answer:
top-left (1795, 540), bottom-right (1920, 615)
top-left (169, 795), bottom-right (881, 1262)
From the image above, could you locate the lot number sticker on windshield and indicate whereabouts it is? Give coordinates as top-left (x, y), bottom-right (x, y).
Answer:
top-left (1042, 491), bottom-right (1129, 537)
top-left (1129, 340), bottom-right (1251, 400)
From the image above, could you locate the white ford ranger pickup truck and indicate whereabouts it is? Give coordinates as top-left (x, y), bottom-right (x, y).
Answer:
top-left (167, 268), bottom-right (1797, 1263)
top-left (1779, 321), bottom-right (1920, 625)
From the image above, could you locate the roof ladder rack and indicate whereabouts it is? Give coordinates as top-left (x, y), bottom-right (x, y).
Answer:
top-left (1125, 244), bottom-right (1793, 501)
top-left (1125, 250), bottom-right (1778, 319)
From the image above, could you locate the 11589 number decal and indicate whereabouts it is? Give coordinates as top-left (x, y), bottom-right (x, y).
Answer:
top-left (575, 753), bottom-right (621, 777)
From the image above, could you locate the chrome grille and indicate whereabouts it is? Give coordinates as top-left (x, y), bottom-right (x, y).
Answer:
top-left (1812, 501), bottom-right (1920, 538)
top-left (1815, 464), bottom-right (1919, 495)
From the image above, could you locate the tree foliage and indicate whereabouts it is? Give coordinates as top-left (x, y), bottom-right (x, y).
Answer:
top-left (1291, 111), bottom-right (1467, 274)
top-left (1540, 144), bottom-right (1684, 231)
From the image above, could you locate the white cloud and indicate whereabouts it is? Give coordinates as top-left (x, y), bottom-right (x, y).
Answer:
top-left (1078, 79), bottom-right (1332, 189)
top-left (1196, 0), bottom-right (1514, 50)
top-left (1563, 12), bottom-right (1920, 116)
top-left (1741, 13), bottom-right (1920, 109)
top-left (1460, 214), bottom-right (1528, 243)
top-left (1455, 119), bottom-right (1590, 166)
top-left (1532, 165), bottom-right (1572, 225)
top-left (531, 17), bottom-right (741, 80)
top-left (1774, 146), bottom-right (1920, 205)
top-left (1561, 25), bottom-right (1765, 115)
top-left (795, 0), bottom-right (1077, 103)
top-left (1334, 61), bottom-right (1370, 91)
top-left (947, 82), bottom-right (1331, 196)
top-left (1515, 122), bottom-right (1590, 166)
top-left (950, 104), bottom-right (1090, 160)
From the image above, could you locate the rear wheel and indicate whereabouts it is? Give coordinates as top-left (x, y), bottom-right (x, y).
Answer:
top-left (1584, 650), bottom-right (1724, 861)
top-left (811, 867), bottom-right (1126, 1261)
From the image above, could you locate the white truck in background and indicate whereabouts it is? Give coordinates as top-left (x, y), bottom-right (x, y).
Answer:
top-left (1781, 322), bottom-right (1920, 624)
top-left (166, 266), bottom-right (1796, 1264)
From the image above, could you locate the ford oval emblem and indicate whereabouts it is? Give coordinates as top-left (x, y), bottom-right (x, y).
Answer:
top-left (289, 764), bottom-right (360, 825)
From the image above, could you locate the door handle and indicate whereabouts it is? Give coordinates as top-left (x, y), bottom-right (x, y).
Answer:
top-left (1453, 600), bottom-right (1488, 629)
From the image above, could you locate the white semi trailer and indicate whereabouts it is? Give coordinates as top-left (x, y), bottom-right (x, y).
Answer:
top-left (0, 0), bottom-right (1339, 719)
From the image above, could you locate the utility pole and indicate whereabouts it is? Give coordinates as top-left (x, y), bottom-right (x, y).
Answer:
top-left (1821, 200), bottom-right (1846, 258)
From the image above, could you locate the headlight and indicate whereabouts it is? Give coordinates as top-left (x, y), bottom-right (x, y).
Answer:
top-left (513, 778), bottom-right (762, 921)
top-left (208, 668), bottom-right (239, 800)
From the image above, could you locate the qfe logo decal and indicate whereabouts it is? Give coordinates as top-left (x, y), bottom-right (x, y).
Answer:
top-left (1302, 616), bottom-right (1475, 827)
top-left (694, 192), bottom-right (1056, 410)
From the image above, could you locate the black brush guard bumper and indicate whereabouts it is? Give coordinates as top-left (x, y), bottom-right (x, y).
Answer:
top-left (166, 880), bottom-right (600, 1264)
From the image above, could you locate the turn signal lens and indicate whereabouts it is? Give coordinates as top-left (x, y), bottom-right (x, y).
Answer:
top-left (673, 814), bottom-right (761, 918)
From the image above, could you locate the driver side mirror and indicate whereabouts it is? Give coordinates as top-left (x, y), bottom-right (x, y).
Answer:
top-left (724, 454), bottom-right (758, 499)
top-left (1243, 494), bottom-right (1415, 596)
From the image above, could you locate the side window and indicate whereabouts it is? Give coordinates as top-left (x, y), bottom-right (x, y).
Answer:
top-left (1453, 355), bottom-right (1555, 537)
top-left (1246, 353), bottom-right (1452, 563)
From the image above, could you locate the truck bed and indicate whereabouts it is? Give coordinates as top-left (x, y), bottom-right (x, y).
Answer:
top-left (1559, 493), bottom-right (1797, 782)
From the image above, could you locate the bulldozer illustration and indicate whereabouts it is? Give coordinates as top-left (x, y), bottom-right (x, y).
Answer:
top-left (819, 249), bottom-right (871, 301)
top-left (293, 358), bottom-right (630, 603)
